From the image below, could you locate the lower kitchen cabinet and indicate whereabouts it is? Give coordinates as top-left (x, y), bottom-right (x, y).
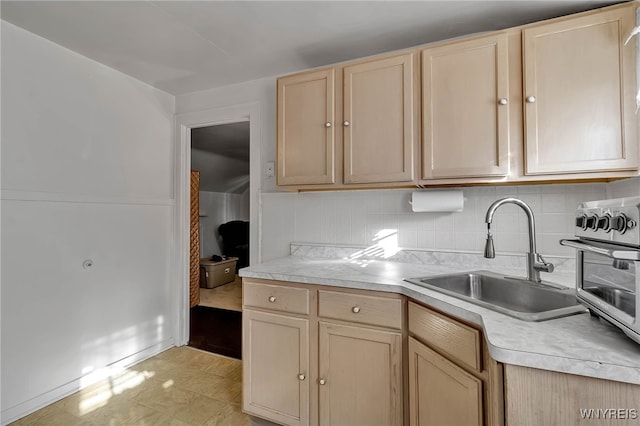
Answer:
top-left (505, 365), bottom-right (640, 426)
top-left (408, 302), bottom-right (504, 426)
top-left (242, 278), bottom-right (404, 426)
top-left (319, 322), bottom-right (403, 426)
top-left (243, 309), bottom-right (309, 426)
top-left (409, 337), bottom-right (483, 426)
top-left (243, 278), bottom-right (640, 426)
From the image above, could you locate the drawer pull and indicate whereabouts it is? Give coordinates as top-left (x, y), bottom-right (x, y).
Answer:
top-left (352, 306), bottom-right (361, 314)
top-left (224, 267), bottom-right (230, 274)
top-left (319, 379), bottom-right (326, 385)
top-left (298, 374), bottom-right (306, 381)
top-left (268, 296), bottom-right (277, 303)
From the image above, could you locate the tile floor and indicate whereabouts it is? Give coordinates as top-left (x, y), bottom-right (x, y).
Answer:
top-left (10, 347), bottom-right (252, 426)
top-left (198, 276), bottom-right (242, 312)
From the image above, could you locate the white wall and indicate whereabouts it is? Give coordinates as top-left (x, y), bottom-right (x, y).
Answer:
top-left (176, 76), bottom-right (277, 193)
top-left (259, 184), bottom-right (609, 262)
top-left (259, 177), bottom-right (640, 263)
top-left (176, 76), bottom-right (274, 268)
top-left (199, 189), bottom-right (250, 258)
top-left (175, 71), bottom-right (634, 264)
top-left (0, 21), bottom-right (175, 423)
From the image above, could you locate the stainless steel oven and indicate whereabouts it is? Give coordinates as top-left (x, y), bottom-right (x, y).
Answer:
top-left (560, 196), bottom-right (640, 344)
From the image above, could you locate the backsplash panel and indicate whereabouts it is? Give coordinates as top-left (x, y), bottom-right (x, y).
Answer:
top-left (288, 242), bottom-right (577, 287)
top-left (260, 182), bottom-right (615, 262)
top-left (607, 176), bottom-right (640, 198)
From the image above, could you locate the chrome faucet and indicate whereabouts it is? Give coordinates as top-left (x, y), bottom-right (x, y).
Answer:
top-left (484, 197), bottom-right (554, 283)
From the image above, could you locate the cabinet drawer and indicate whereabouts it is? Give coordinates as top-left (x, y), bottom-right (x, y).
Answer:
top-left (244, 281), bottom-right (310, 315)
top-left (408, 302), bottom-right (482, 372)
top-left (318, 290), bottom-right (402, 329)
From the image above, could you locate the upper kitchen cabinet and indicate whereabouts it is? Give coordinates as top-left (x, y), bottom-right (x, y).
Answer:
top-left (276, 51), bottom-right (419, 190)
top-left (522, 6), bottom-right (638, 176)
top-left (277, 2), bottom-right (638, 190)
top-left (277, 68), bottom-right (336, 186)
top-left (343, 53), bottom-right (418, 184)
top-left (421, 33), bottom-right (510, 180)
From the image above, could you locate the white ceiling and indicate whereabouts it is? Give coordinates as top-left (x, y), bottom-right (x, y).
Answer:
top-left (1, 0), bottom-right (623, 193)
top-left (0, 0), bottom-right (621, 96)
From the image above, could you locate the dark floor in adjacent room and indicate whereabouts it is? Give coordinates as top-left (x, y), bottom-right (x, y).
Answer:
top-left (189, 276), bottom-right (243, 359)
top-left (189, 305), bottom-right (242, 359)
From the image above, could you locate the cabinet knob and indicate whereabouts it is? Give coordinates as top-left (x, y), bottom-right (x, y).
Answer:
top-left (298, 374), bottom-right (306, 381)
top-left (352, 306), bottom-right (361, 314)
top-left (325, 122), bottom-right (332, 128)
top-left (319, 379), bottom-right (326, 385)
top-left (498, 98), bottom-right (508, 105)
top-left (526, 96), bottom-right (536, 103)
top-left (343, 120), bottom-right (351, 127)
top-left (268, 296), bottom-right (277, 303)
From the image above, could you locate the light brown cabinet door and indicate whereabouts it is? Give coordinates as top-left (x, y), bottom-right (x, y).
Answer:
top-left (409, 337), bottom-right (483, 426)
top-left (243, 309), bottom-right (309, 426)
top-left (277, 68), bottom-right (336, 185)
top-left (523, 7), bottom-right (638, 175)
top-left (343, 53), bottom-right (417, 184)
top-left (422, 34), bottom-right (509, 179)
top-left (318, 322), bottom-right (402, 426)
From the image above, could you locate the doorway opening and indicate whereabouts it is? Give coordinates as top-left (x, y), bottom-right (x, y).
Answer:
top-left (188, 121), bottom-right (250, 359)
top-left (173, 101), bottom-right (260, 358)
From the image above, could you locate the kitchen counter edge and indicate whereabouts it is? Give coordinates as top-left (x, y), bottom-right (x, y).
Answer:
top-left (239, 255), bottom-right (640, 385)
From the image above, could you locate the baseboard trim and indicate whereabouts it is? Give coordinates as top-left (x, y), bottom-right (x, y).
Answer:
top-left (1, 339), bottom-right (175, 425)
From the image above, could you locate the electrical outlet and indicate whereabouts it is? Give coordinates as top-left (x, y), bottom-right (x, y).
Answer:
top-left (266, 161), bottom-right (275, 177)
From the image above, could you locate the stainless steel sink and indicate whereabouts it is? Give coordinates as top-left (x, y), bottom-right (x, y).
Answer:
top-left (404, 271), bottom-right (587, 321)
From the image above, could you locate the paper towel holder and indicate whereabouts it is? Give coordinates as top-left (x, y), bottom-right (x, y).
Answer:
top-left (410, 189), bottom-right (465, 213)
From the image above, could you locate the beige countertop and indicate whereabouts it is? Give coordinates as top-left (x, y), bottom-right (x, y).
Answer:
top-left (239, 249), bottom-right (640, 385)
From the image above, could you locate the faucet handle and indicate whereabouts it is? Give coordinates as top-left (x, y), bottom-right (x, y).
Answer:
top-left (534, 254), bottom-right (554, 273)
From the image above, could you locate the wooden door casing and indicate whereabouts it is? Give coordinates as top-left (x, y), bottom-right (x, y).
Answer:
top-left (189, 170), bottom-right (200, 308)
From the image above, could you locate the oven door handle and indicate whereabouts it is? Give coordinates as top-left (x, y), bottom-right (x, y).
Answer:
top-left (560, 239), bottom-right (640, 261)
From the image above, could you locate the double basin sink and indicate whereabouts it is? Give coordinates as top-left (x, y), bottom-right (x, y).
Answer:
top-left (404, 271), bottom-right (587, 321)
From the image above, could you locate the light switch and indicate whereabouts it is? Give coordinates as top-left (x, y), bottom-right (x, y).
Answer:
top-left (266, 161), bottom-right (275, 177)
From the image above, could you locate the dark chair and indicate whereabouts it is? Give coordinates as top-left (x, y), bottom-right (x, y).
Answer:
top-left (218, 220), bottom-right (249, 271)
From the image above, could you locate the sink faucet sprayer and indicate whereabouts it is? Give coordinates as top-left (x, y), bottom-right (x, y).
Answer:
top-left (484, 197), bottom-right (554, 283)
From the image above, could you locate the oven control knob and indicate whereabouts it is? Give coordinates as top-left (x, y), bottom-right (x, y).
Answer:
top-left (575, 215), bottom-right (587, 229)
top-left (610, 214), bottom-right (629, 234)
top-left (596, 215), bottom-right (610, 232)
top-left (585, 215), bottom-right (598, 231)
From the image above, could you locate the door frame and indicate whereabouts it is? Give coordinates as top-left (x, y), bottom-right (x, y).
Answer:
top-left (173, 102), bottom-right (261, 346)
